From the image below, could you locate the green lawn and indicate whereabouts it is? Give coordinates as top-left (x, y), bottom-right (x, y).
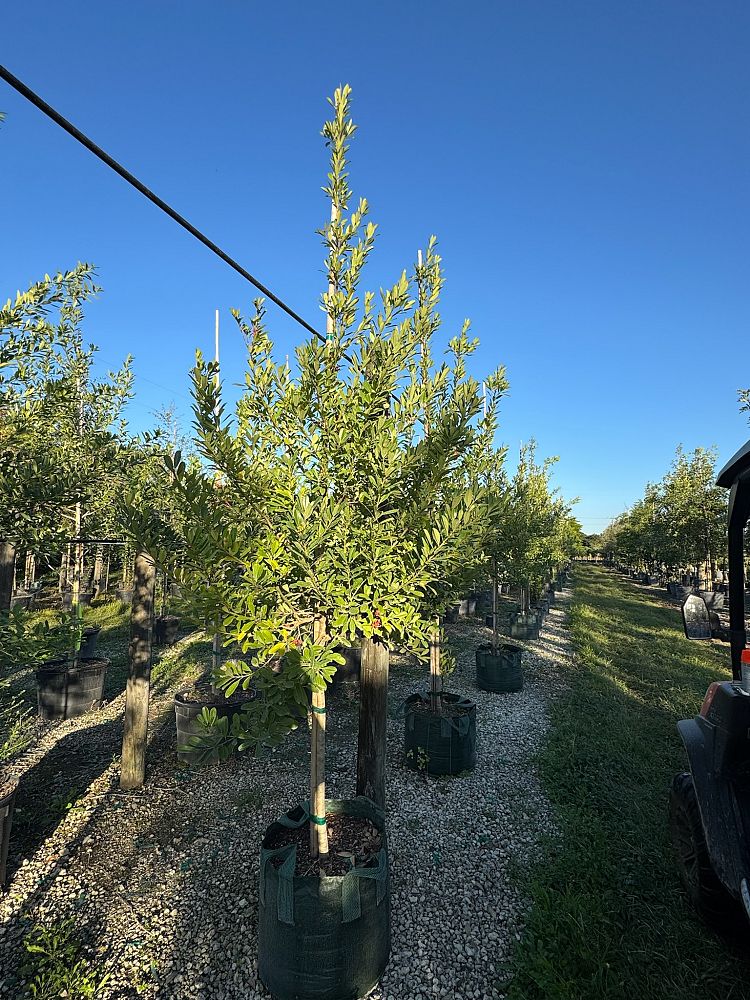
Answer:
top-left (509, 564), bottom-right (750, 1000)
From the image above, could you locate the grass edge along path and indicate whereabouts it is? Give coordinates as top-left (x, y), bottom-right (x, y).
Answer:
top-left (507, 564), bottom-right (750, 1000)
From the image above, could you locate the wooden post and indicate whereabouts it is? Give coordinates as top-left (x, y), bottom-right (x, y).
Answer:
top-left (0, 541), bottom-right (15, 611)
top-left (356, 636), bottom-right (389, 809)
top-left (104, 551), bottom-right (111, 593)
top-left (120, 550), bottom-right (156, 790)
top-left (492, 559), bottom-right (499, 654)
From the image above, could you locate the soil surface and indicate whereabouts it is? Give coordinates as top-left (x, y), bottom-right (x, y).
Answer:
top-left (265, 813), bottom-right (382, 876)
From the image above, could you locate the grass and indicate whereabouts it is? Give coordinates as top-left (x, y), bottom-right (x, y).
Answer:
top-left (508, 564), bottom-right (750, 1000)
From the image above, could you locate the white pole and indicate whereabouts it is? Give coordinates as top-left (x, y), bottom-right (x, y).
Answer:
top-left (212, 307), bottom-right (221, 679)
top-left (214, 309), bottom-right (220, 376)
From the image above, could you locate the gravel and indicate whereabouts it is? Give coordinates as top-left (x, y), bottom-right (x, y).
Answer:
top-left (0, 587), bottom-right (573, 999)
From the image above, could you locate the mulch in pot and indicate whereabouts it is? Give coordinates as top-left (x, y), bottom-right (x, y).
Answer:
top-left (265, 812), bottom-right (382, 877)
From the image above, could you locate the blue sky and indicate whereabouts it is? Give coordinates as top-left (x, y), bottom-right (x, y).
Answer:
top-left (2, 1), bottom-right (749, 532)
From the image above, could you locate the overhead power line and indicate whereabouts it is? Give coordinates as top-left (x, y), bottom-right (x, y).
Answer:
top-left (0, 63), bottom-right (325, 343)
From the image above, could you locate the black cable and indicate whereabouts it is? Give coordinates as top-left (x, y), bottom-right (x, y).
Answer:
top-left (0, 63), bottom-right (325, 343)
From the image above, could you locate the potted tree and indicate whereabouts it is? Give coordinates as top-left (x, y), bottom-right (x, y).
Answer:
top-left (130, 85), bottom-right (508, 1000)
top-left (32, 611), bottom-right (110, 721)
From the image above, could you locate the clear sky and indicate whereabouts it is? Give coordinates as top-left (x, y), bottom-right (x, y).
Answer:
top-left (2, 1), bottom-right (749, 533)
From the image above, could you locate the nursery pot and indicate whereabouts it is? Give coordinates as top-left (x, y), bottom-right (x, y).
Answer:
top-left (444, 604), bottom-right (460, 624)
top-left (10, 593), bottom-right (31, 610)
top-left (36, 657), bottom-right (109, 721)
top-left (116, 588), bottom-right (133, 605)
top-left (258, 796), bottom-right (390, 1000)
top-left (509, 614), bottom-right (539, 642)
top-left (61, 591), bottom-right (94, 611)
top-left (403, 692), bottom-right (477, 776)
top-left (475, 643), bottom-right (523, 693)
top-left (78, 625), bottom-right (101, 660)
top-left (332, 644), bottom-right (361, 685)
top-left (174, 687), bottom-right (257, 765)
top-left (153, 615), bottom-right (180, 647)
top-left (0, 779), bottom-right (17, 887)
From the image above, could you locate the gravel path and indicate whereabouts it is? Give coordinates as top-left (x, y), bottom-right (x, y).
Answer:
top-left (0, 586), bottom-right (573, 1000)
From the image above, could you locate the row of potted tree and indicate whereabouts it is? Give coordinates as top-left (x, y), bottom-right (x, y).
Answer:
top-left (1, 85), bottom-right (580, 997)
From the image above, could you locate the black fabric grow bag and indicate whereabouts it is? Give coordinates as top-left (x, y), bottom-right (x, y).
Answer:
top-left (475, 643), bottom-right (523, 693)
top-left (509, 615), bottom-right (539, 641)
top-left (403, 692), bottom-right (476, 775)
top-left (258, 797), bottom-right (390, 1000)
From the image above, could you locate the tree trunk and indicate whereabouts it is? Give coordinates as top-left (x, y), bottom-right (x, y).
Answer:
top-left (0, 540), bottom-right (15, 611)
top-left (120, 550), bottom-right (156, 790)
top-left (492, 560), bottom-right (499, 654)
top-left (59, 545), bottom-right (70, 592)
top-left (356, 636), bottom-right (389, 809)
top-left (23, 552), bottom-right (35, 591)
top-left (93, 544), bottom-right (104, 595)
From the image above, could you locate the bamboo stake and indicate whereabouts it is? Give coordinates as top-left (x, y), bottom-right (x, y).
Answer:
top-left (310, 615), bottom-right (329, 861)
top-left (429, 616), bottom-right (442, 714)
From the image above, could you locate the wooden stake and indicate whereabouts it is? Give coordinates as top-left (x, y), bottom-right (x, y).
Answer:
top-left (120, 550), bottom-right (156, 790)
top-left (356, 636), bottom-right (389, 809)
top-left (310, 615), bottom-right (329, 860)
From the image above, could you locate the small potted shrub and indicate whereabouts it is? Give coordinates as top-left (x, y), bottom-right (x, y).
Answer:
top-left (404, 619), bottom-right (476, 776)
top-left (174, 667), bottom-right (257, 766)
top-left (153, 574), bottom-right (181, 647)
top-left (31, 614), bottom-right (109, 721)
top-left (475, 570), bottom-right (523, 693)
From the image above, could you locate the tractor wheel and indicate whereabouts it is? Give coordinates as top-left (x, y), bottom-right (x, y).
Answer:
top-left (669, 772), bottom-right (737, 926)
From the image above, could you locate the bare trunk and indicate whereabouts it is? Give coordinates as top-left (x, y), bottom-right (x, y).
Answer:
top-left (59, 545), bottom-right (70, 592)
top-left (120, 550), bottom-right (156, 789)
top-left (356, 635), bottom-right (389, 809)
top-left (23, 552), bottom-right (35, 591)
top-left (492, 560), bottom-right (499, 654)
top-left (93, 544), bottom-right (105, 595)
top-left (0, 541), bottom-right (15, 611)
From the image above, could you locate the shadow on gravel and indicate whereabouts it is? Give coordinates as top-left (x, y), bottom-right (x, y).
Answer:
top-left (8, 716), bottom-right (125, 877)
